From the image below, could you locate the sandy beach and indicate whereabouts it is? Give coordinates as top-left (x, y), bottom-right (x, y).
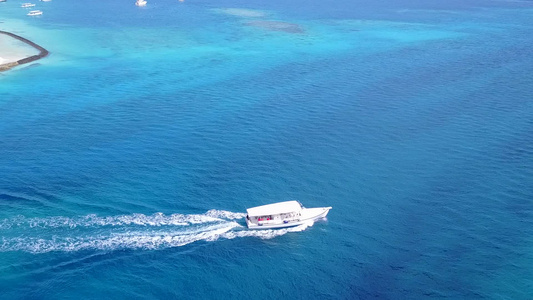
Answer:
top-left (0, 31), bottom-right (48, 71)
top-left (0, 33), bottom-right (39, 64)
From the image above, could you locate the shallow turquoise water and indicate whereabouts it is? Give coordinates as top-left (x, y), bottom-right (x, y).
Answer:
top-left (1, 0), bottom-right (533, 298)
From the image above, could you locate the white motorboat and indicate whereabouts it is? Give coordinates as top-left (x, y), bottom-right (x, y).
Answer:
top-left (21, 3), bottom-right (35, 7)
top-left (135, 0), bottom-right (147, 6)
top-left (27, 10), bottom-right (43, 16)
top-left (245, 201), bottom-right (331, 229)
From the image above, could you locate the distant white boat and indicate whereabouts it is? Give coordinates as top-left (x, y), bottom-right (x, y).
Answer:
top-left (27, 9), bottom-right (42, 15)
top-left (135, 0), bottom-right (147, 6)
top-left (245, 201), bottom-right (331, 229)
top-left (0, 0), bottom-right (7, 3)
top-left (40, 0), bottom-right (52, 2)
top-left (21, 3), bottom-right (35, 7)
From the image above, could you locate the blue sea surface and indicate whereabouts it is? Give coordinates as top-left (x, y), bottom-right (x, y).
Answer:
top-left (1, 0), bottom-right (533, 298)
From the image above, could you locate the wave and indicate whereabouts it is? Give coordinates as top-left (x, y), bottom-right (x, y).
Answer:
top-left (0, 211), bottom-right (314, 253)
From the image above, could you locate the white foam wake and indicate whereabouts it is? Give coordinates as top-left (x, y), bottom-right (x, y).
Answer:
top-left (0, 211), bottom-right (316, 253)
top-left (1, 222), bottom-right (241, 253)
top-left (205, 209), bottom-right (247, 220)
top-left (0, 210), bottom-right (245, 229)
top-left (221, 220), bottom-right (315, 240)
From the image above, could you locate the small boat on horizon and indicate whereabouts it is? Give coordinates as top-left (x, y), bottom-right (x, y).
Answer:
top-left (21, 3), bottom-right (36, 7)
top-left (27, 9), bottom-right (42, 16)
top-left (245, 200), bottom-right (331, 229)
top-left (135, 0), bottom-right (147, 6)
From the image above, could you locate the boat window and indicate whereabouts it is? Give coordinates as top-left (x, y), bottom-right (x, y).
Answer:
top-left (257, 215), bottom-right (273, 221)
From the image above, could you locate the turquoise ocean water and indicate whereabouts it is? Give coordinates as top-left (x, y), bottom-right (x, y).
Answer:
top-left (1, 0), bottom-right (533, 298)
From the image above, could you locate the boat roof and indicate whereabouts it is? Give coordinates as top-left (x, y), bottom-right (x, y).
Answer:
top-left (246, 201), bottom-right (302, 216)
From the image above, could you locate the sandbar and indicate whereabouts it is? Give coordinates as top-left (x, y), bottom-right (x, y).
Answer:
top-left (214, 8), bottom-right (266, 18)
top-left (245, 20), bottom-right (304, 34)
top-left (0, 30), bottom-right (49, 72)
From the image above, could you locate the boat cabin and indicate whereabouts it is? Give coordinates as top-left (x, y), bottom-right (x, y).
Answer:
top-left (246, 201), bottom-right (303, 227)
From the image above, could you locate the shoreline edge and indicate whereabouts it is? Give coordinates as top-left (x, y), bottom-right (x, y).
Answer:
top-left (0, 30), bottom-right (49, 72)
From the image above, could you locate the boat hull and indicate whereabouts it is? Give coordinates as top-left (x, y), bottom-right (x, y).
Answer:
top-left (246, 207), bottom-right (331, 230)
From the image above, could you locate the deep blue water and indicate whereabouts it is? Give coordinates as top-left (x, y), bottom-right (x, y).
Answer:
top-left (1, 0), bottom-right (533, 298)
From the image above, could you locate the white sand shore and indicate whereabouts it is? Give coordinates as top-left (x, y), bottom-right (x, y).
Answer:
top-left (0, 33), bottom-right (40, 64)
